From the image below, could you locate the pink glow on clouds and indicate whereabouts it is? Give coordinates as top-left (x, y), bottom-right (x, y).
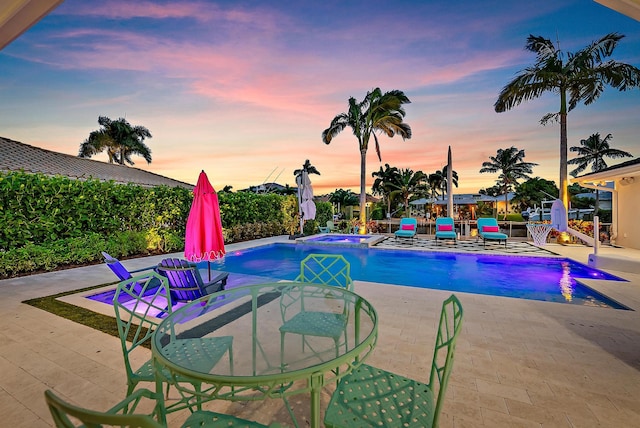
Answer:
top-left (3, 0), bottom-right (639, 197)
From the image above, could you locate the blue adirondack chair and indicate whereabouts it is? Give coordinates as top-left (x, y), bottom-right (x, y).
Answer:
top-left (157, 258), bottom-right (229, 303)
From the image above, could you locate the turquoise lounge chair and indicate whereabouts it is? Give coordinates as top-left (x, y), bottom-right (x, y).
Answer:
top-left (394, 217), bottom-right (418, 242)
top-left (435, 217), bottom-right (456, 245)
top-left (477, 217), bottom-right (508, 248)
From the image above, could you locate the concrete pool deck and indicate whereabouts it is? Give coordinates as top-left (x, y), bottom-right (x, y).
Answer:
top-left (1, 235), bottom-right (639, 427)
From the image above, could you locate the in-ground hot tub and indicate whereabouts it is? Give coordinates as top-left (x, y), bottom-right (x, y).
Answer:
top-left (296, 234), bottom-right (387, 248)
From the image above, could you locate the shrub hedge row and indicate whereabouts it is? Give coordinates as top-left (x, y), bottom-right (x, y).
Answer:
top-left (0, 171), bottom-right (332, 278)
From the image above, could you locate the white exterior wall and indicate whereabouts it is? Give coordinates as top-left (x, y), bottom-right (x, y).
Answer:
top-left (615, 178), bottom-right (640, 250)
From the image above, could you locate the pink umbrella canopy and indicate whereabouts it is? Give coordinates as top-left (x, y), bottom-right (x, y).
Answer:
top-left (184, 170), bottom-right (225, 262)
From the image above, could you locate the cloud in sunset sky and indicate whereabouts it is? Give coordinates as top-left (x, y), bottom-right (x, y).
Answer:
top-left (1, 0), bottom-right (639, 195)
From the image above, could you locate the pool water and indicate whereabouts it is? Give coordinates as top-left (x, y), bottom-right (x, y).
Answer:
top-left (207, 243), bottom-right (628, 309)
top-left (306, 234), bottom-right (373, 243)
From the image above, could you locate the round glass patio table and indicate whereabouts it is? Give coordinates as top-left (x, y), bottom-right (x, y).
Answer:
top-left (151, 282), bottom-right (378, 428)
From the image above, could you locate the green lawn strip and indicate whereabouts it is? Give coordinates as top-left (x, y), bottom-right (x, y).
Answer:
top-left (23, 282), bottom-right (152, 349)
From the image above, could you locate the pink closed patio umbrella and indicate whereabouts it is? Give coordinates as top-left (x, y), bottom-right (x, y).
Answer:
top-left (184, 170), bottom-right (225, 279)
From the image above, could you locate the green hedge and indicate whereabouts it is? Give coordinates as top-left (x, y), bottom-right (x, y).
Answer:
top-left (0, 171), bottom-right (305, 278)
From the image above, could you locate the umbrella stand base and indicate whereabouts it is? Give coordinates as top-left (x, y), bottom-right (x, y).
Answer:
top-left (289, 233), bottom-right (305, 240)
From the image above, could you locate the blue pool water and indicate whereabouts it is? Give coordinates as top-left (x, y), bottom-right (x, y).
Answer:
top-left (205, 243), bottom-right (628, 309)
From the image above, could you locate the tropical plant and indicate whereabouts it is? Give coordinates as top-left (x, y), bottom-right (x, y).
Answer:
top-left (479, 184), bottom-right (502, 197)
top-left (293, 159), bottom-right (321, 178)
top-left (428, 166), bottom-right (458, 201)
top-left (568, 132), bottom-right (633, 215)
top-left (328, 189), bottom-right (358, 217)
top-left (388, 168), bottom-right (428, 216)
top-left (479, 147), bottom-right (537, 219)
top-left (494, 33), bottom-right (640, 212)
top-left (371, 163), bottom-right (400, 219)
top-left (322, 88), bottom-right (412, 232)
top-left (513, 177), bottom-right (559, 211)
top-left (78, 116), bottom-right (153, 165)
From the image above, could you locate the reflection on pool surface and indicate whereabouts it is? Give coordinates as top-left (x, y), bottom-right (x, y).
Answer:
top-left (209, 243), bottom-right (628, 309)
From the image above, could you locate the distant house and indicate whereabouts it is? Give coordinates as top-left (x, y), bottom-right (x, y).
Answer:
top-left (572, 158), bottom-right (640, 250)
top-left (410, 194), bottom-right (497, 219)
top-left (0, 137), bottom-right (193, 189)
top-left (241, 182), bottom-right (293, 194)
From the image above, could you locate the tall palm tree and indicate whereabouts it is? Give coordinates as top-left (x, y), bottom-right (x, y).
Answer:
top-left (371, 163), bottom-right (400, 219)
top-left (568, 132), bottom-right (632, 215)
top-left (322, 88), bottom-right (412, 233)
top-left (388, 168), bottom-right (428, 216)
top-left (79, 116), bottom-right (152, 165)
top-left (494, 33), bottom-right (640, 211)
top-left (480, 147), bottom-right (538, 219)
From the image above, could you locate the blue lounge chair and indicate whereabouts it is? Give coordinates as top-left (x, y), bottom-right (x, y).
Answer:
top-left (102, 252), bottom-right (157, 293)
top-left (435, 217), bottom-right (457, 245)
top-left (157, 258), bottom-right (229, 303)
top-left (477, 217), bottom-right (508, 248)
top-left (394, 217), bottom-right (418, 242)
top-left (102, 252), bottom-right (156, 281)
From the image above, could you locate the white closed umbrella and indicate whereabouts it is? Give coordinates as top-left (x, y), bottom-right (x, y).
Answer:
top-left (297, 171), bottom-right (316, 233)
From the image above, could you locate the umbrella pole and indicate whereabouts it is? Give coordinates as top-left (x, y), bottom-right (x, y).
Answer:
top-left (208, 260), bottom-right (211, 282)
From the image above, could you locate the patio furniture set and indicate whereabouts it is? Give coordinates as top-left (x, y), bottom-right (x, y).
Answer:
top-left (44, 253), bottom-right (464, 427)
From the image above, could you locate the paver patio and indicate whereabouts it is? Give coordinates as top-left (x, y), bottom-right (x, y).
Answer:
top-left (1, 235), bottom-right (639, 427)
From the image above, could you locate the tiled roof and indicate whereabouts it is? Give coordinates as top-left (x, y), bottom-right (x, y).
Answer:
top-left (580, 157), bottom-right (640, 177)
top-left (0, 137), bottom-right (193, 189)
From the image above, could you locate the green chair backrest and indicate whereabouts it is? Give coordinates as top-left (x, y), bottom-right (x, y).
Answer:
top-left (45, 388), bottom-right (163, 428)
top-left (429, 294), bottom-right (464, 427)
top-left (295, 254), bottom-right (352, 291)
top-left (113, 272), bottom-right (171, 385)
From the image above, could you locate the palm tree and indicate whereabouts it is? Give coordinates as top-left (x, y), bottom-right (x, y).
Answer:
top-left (329, 189), bottom-right (359, 218)
top-left (371, 163), bottom-right (400, 219)
top-left (427, 172), bottom-right (444, 199)
top-left (79, 116), bottom-right (152, 165)
top-left (293, 159), bottom-right (321, 178)
top-left (388, 168), bottom-right (428, 216)
top-left (568, 132), bottom-right (632, 215)
top-left (494, 33), bottom-right (640, 211)
top-left (480, 147), bottom-right (537, 219)
top-left (322, 88), bottom-right (412, 233)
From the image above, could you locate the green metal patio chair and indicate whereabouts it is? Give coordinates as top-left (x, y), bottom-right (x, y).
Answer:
top-left (324, 294), bottom-right (464, 428)
top-left (113, 273), bottom-right (233, 398)
top-left (45, 388), bottom-right (281, 428)
top-left (280, 254), bottom-right (353, 363)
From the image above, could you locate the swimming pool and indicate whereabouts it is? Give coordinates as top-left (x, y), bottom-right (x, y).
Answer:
top-left (207, 243), bottom-right (628, 308)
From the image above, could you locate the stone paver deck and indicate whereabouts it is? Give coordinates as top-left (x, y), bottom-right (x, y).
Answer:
top-left (1, 235), bottom-right (639, 427)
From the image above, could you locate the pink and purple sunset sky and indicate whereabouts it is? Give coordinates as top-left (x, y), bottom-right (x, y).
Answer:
top-left (1, 0), bottom-right (639, 195)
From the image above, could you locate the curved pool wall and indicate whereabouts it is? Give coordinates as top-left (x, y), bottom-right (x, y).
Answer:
top-left (296, 234), bottom-right (387, 247)
top-left (206, 243), bottom-right (628, 309)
